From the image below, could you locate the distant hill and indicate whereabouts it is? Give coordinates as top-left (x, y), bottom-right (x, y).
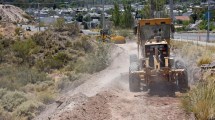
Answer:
top-left (0, 4), bottom-right (28, 23)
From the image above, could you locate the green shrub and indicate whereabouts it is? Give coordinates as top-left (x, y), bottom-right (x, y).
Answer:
top-left (55, 72), bottom-right (81, 90)
top-left (65, 22), bottom-right (80, 36)
top-left (0, 88), bottom-right (7, 99)
top-left (0, 66), bottom-right (50, 90)
top-left (75, 43), bottom-right (110, 73)
top-left (119, 29), bottom-right (130, 38)
top-left (37, 90), bottom-right (55, 104)
top-left (66, 72), bottom-right (81, 81)
top-left (72, 36), bottom-right (93, 53)
top-left (13, 100), bottom-right (44, 120)
top-left (12, 39), bottom-right (36, 63)
top-left (55, 77), bottom-right (71, 90)
top-left (0, 106), bottom-right (12, 120)
top-left (35, 81), bottom-right (53, 92)
top-left (1, 91), bottom-right (27, 112)
top-left (38, 52), bottom-right (71, 71)
top-left (15, 27), bottom-right (23, 36)
top-left (53, 18), bottom-right (65, 31)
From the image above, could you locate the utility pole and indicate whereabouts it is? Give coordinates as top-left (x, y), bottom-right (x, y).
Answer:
top-left (170, 0), bottom-right (173, 20)
top-left (38, 2), bottom-right (40, 31)
top-left (207, 0), bottom-right (210, 42)
top-left (102, 0), bottom-right (105, 29)
top-left (170, 0), bottom-right (174, 39)
top-left (150, 0), bottom-right (154, 18)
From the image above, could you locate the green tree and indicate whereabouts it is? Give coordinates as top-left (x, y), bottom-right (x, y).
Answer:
top-left (141, 0), bottom-right (166, 18)
top-left (120, 0), bottom-right (134, 28)
top-left (112, 2), bottom-right (121, 27)
top-left (141, 2), bottom-right (151, 19)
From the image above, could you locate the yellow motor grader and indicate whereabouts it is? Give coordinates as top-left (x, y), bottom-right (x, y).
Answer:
top-left (129, 18), bottom-right (189, 93)
top-left (97, 29), bottom-right (126, 44)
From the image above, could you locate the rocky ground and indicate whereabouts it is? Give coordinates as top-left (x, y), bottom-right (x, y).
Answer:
top-left (34, 40), bottom-right (190, 120)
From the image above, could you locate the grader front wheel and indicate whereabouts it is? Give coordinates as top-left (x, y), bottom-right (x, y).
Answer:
top-left (129, 65), bottom-right (140, 92)
top-left (129, 54), bottom-right (140, 92)
top-left (178, 70), bottom-right (189, 93)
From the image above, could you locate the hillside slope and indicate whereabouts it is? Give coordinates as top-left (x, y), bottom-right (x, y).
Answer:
top-left (0, 4), bottom-right (28, 23)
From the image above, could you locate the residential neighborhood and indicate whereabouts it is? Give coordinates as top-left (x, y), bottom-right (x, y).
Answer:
top-left (0, 0), bottom-right (215, 32)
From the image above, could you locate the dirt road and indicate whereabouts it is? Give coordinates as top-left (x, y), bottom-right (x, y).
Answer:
top-left (35, 40), bottom-right (188, 120)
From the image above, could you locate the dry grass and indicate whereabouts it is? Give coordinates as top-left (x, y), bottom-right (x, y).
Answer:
top-left (197, 54), bottom-right (213, 66)
top-left (171, 40), bottom-right (215, 65)
top-left (173, 40), bottom-right (215, 120)
top-left (182, 78), bottom-right (215, 120)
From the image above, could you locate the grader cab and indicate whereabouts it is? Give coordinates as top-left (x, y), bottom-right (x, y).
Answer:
top-left (129, 18), bottom-right (189, 93)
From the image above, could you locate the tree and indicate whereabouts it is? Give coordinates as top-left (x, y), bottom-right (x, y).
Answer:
top-left (140, 0), bottom-right (167, 18)
top-left (141, 2), bottom-right (151, 19)
top-left (112, 2), bottom-right (120, 27)
top-left (120, 0), bottom-right (134, 28)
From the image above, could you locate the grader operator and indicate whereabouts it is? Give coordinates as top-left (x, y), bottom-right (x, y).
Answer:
top-left (129, 18), bottom-right (189, 93)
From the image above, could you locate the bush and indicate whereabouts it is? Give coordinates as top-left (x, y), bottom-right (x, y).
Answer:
top-left (197, 54), bottom-right (213, 66)
top-left (37, 90), bottom-right (55, 104)
top-left (65, 22), bottom-right (80, 36)
top-left (55, 72), bottom-right (81, 90)
top-left (12, 39), bottom-right (36, 63)
top-left (0, 66), bottom-right (50, 90)
top-left (119, 29), bottom-right (130, 38)
top-left (0, 88), bottom-right (7, 99)
top-left (0, 106), bottom-right (12, 120)
top-left (15, 27), bottom-right (23, 36)
top-left (75, 43), bottom-right (110, 73)
top-left (0, 91), bottom-right (27, 112)
top-left (13, 100), bottom-right (44, 120)
top-left (53, 18), bottom-right (65, 31)
top-left (72, 36), bottom-right (93, 53)
top-left (35, 81), bottom-right (53, 92)
top-left (36, 51), bottom-right (72, 71)
top-left (55, 77), bottom-right (71, 90)
top-left (182, 79), bottom-right (215, 120)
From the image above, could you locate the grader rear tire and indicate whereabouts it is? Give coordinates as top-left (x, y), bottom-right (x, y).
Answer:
top-left (129, 62), bottom-right (140, 92)
top-left (178, 70), bottom-right (189, 93)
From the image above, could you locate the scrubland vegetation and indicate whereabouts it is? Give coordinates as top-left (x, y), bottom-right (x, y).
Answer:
top-left (171, 41), bottom-right (215, 120)
top-left (0, 19), bottom-right (111, 120)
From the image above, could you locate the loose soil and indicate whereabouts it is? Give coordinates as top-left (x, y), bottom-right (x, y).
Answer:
top-left (35, 40), bottom-right (189, 120)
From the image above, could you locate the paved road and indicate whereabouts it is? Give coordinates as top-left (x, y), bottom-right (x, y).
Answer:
top-left (174, 33), bottom-right (215, 41)
top-left (17, 24), bottom-right (47, 32)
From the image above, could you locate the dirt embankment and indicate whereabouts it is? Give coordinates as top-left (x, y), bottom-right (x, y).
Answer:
top-left (35, 40), bottom-right (188, 120)
top-left (0, 4), bottom-right (28, 23)
top-left (0, 5), bottom-right (30, 37)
